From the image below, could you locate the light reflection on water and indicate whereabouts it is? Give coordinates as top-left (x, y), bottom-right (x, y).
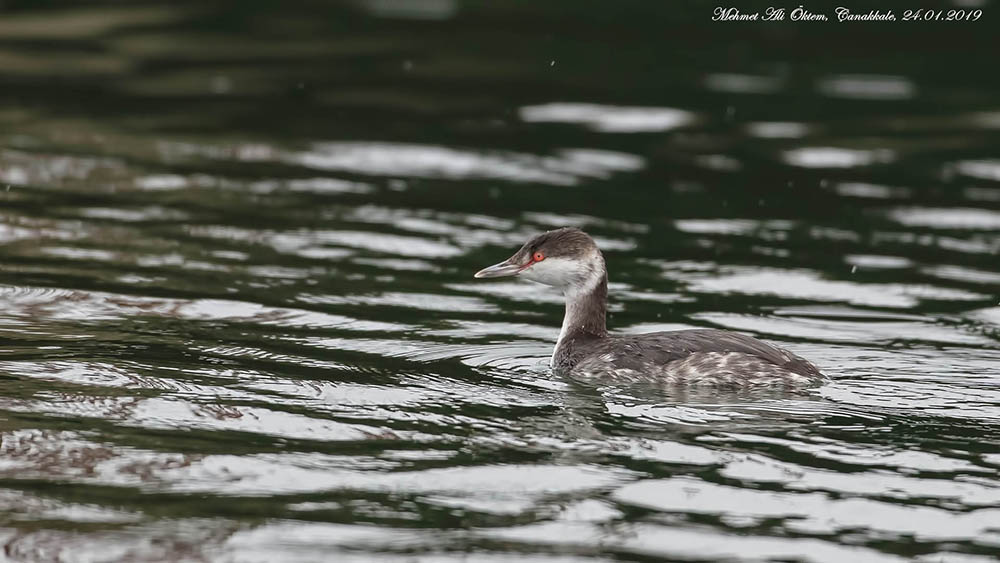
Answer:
top-left (0, 1), bottom-right (999, 562)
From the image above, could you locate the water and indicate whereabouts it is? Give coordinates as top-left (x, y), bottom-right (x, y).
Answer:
top-left (1, 1), bottom-right (999, 561)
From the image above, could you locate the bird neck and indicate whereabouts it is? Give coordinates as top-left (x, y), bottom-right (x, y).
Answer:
top-left (552, 264), bottom-right (608, 368)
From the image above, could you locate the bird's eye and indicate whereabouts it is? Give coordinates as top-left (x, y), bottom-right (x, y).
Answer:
top-left (533, 252), bottom-right (545, 262)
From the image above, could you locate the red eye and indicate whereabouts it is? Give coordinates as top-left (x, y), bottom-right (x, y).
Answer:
top-left (533, 251), bottom-right (545, 262)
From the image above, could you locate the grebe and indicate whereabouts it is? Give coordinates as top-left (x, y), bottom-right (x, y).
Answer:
top-left (474, 227), bottom-right (825, 387)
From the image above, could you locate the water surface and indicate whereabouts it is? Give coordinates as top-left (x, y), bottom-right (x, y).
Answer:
top-left (1, 2), bottom-right (999, 561)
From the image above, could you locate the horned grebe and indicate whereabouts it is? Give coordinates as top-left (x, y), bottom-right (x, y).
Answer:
top-left (474, 227), bottom-right (825, 387)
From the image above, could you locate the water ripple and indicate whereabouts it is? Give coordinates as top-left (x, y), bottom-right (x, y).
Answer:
top-left (1, 2), bottom-right (999, 560)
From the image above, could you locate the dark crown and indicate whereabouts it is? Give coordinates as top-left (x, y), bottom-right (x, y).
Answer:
top-left (520, 227), bottom-right (597, 259)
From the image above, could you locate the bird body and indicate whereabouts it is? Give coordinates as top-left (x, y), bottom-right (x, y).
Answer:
top-left (475, 227), bottom-right (825, 388)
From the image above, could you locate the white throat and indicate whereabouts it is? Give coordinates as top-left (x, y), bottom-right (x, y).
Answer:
top-left (516, 249), bottom-right (606, 366)
top-left (551, 258), bottom-right (605, 366)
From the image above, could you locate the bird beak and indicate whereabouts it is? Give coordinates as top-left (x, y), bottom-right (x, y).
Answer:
top-left (474, 259), bottom-right (524, 278)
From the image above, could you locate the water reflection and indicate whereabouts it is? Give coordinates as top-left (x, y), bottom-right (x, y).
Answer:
top-left (817, 74), bottom-right (916, 100)
top-left (783, 146), bottom-right (895, 168)
top-left (519, 103), bottom-right (695, 132)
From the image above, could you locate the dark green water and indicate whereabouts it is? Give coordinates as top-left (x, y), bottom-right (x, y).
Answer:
top-left (1, 1), bottom-right (999, 561)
